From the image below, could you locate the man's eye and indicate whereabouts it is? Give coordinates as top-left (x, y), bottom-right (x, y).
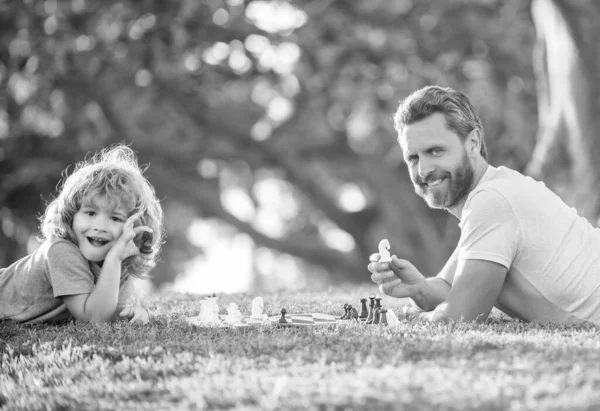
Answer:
top-left (432, 148), bottom-right (444, 156)
top-left (406, 157), bottom-right (418, 165)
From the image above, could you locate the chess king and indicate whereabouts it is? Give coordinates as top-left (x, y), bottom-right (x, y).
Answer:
top-left (369, 85), bottom-right (600, 325)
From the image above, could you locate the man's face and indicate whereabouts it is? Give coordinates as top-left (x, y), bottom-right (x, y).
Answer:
top-left (400, 113), bottom-right (475, 209)
top-left (72, 194), bottom-right (128, 262)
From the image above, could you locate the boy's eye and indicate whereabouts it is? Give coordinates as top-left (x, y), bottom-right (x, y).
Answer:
top-left (111, 217), bottom-right (124, 222)
top-left (84, 211), bottom-right (95, 216)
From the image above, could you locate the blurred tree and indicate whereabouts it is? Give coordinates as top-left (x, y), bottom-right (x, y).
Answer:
top-left (528, 0), bottom-right (600, 224)
top-left (0, 0), bottom-right (538, 289)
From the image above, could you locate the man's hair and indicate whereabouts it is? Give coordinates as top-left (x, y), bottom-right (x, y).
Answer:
top-left (40, 145), bottom-right (164, 279)
top-left (393, 85), bottom-right (487, 160)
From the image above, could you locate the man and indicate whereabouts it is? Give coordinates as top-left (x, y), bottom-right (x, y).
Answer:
top-left (369, 85), bottom-right (600, 324)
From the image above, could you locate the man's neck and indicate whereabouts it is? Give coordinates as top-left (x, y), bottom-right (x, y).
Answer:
top-left (447, 160), bottom-right (490, 219)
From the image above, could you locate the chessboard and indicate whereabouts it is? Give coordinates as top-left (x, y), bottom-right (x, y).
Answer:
top-left (186, 312), bottom-right (341, 328)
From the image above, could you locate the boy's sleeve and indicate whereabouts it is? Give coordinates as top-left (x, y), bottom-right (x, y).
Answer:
top-left (45, 240), bottom-right (96, 298)
top-left (458, 188), bottom-right (521, 270)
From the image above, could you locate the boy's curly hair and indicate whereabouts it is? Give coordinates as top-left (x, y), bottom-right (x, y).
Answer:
top-left (40, 145), bottom-right (164, 279)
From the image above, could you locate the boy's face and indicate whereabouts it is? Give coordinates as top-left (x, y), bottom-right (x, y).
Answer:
top-left (72, 194), bottom-right (129, 262)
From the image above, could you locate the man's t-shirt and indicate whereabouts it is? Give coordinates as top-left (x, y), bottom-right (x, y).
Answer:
top-left (452, 165), bottom-right (600, 324)
top-left (0, 237), bottom-right (135, 324)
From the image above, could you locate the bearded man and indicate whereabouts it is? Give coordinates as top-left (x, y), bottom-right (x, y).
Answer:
top-left (369, 85), bottom-right (600, 324)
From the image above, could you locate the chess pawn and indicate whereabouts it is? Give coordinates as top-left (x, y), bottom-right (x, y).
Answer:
top-left (366, 295), bottom-right (375, 324)
top-left (379, 309), bottom-right (388, 325)
top-left (359, 298), bottom-right (368, 319)
top-left (279, 308), bottom-right (288, 324)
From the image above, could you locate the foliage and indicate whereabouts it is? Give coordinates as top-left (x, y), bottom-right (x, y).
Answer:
top-left (0, 0), bottom-right (538, 288)
top-left (2, 287), bottom-right (600, 410)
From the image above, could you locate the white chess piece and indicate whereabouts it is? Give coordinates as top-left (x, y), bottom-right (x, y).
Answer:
top-left (251, 297), bottom-right (264, 319)
top-left (225, 303), bottom-right (243, 325)
top-left (378, 239), bottom-right (392, 262)
top-left (386, 309), bottom-right (400, 325)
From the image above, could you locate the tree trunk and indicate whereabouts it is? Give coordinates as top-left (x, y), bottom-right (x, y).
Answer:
top-left (528, 0), bottom-right (600, 224)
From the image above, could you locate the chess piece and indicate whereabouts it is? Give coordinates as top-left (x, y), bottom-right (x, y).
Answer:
top-left (209, 295), bottom-right (220, 324)
top-left (279, 308), bottom-right (288, 324)
top-left (359, 298), bottom-right (368, 319)
top-left (373, 297), bottom-right (382, 324)
top-left (251, 297), bottom-right (264, 319)
top-left (386, 309), bottom-right (400, 325)
top-left (350, 307), bottom-right (359, 322)
top-left (366, 295), bottom-right (375, 324)
top-left (380, 309), bottom-right (388, 325)
top-left (378, 239), bottom-right (392, 262)
top-left (341, 303), bottom-right (349, 320)
top-left (225, 302), bottom-right (243, 325)
top-left (138, 231), bottom-right (153, 254)
top-left (345, 305), bottom-right (354, 321)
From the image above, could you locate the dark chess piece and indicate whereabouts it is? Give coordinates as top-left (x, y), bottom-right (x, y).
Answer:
top-left (345, 305), bottom-right (354, 321)
top-left (380, 309), bottom-right (388, 325)
top-left (138, 231), bottom-right (153, 254)
top-left (374, 296), bottom-right (382, 311)
top-left (366, 295), bottom-right (376, 324)
top-left (341, 303), bottom-right (349, 319)
top-left (279, 308), bottom-right (288, 324)
top-left (373, 306), bottom-right (381, 324)
top-left (359, 298), bottom-right (368, 319)
top-left (350, 306), bottom-right (359, 322)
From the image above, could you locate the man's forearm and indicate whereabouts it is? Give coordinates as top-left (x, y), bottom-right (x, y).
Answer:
top-left (84, 255), bottom-right (122, 322)
top-left (411, 277), bottom-right (451, 311)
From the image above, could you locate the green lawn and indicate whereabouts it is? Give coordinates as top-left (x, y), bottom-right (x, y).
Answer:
top-left (2, 284), bottom-right (600, 410)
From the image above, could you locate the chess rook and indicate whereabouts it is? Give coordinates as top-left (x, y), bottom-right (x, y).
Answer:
top-left (359, 298), bottom-right (368, 319)
top-left (366, 295), bottom-right (375, 324)
top-left (380, 309), bottom-right (388, 325)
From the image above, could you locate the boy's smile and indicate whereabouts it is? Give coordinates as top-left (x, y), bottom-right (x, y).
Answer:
top-left (72, 194), bottom-right (128, 262)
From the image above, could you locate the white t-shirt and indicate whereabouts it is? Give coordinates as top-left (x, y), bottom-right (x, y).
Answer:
top-left (453, 165), bottom-right (600, 324)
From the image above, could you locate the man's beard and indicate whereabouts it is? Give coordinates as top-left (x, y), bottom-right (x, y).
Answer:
top-left (414, 152), bottom-right (475, 209)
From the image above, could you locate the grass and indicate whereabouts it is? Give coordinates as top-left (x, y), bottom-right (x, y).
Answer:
top-left (2, 284), bottom-right (600, 410)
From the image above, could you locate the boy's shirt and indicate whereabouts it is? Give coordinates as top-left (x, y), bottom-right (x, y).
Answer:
top-left (0, 237), bottom-right (134, 324)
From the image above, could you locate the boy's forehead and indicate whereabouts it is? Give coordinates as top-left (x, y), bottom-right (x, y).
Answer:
top-left (82, 192), bottom-right (127, 212)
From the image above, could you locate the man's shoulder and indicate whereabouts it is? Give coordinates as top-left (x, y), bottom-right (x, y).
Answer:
top-left (472, 165), bottom-right (543, 199)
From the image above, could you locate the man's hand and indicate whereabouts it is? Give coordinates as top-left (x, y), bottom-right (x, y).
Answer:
top-left (368, 254), bottom-right (426, 299)
top-left (119, 306), bottom-right (150, 324)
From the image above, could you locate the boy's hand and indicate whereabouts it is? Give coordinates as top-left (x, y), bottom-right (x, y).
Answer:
top-left (110, 212), bottom-right (153, 262)
top-left (119, 306), bottom-right (150, 324)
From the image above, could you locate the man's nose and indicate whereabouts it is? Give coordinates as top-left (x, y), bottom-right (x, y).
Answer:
top-left (418, 158), bottom-right (435, 179)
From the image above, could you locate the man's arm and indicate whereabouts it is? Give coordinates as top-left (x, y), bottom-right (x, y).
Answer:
top-left (422, 259), bottom-right (507, 323)
top-left (409, 245), bottom-right (459, 311)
